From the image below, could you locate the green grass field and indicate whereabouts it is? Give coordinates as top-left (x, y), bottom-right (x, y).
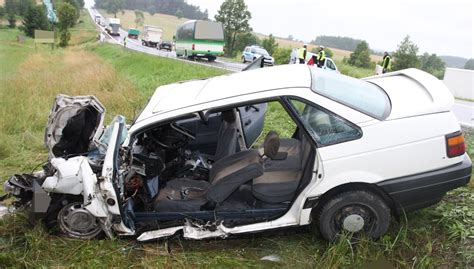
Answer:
top-left (0, 14), bottom-right (473, 268)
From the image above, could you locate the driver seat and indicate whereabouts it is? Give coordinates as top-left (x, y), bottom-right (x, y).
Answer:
top-left (213, 109), bottom-right (238, 161)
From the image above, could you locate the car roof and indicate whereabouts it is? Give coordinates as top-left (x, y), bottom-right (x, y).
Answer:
top-left (135, 64), bottom-right (312, 122)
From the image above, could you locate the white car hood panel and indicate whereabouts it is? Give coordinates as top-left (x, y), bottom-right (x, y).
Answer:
top-left (44, 95), bottom-right (105, 159)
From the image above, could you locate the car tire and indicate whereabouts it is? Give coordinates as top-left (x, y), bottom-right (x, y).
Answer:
top-left (316, 190), bottom-right (390, 241)
top-left (45, 194), bottom-right (102, 239)
top-left (241, 56), bottom-right (246, 63)
top-left (45, 194), bottom-right (80, 232)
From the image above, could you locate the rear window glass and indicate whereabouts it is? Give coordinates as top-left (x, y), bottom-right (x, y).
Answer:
top-left (194, 21), bottom-right (224, 40)
top-left (310, 69), bottom-right (391, 119)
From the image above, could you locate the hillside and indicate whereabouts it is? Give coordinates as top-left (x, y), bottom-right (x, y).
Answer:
top-left (440, 55), bottom-right (469, 68)
top-left (100, 9), bottom-right (188, 41)
top-left (96, 0), bottom-right (207, 20)
top-left (255, 33), bottom-right (383, 62)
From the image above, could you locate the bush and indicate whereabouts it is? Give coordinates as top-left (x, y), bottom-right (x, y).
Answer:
top-left (261, 34), bottom-right (278, 55)
top-left (348, 41), bottom-right (371, 68)
top-left (273, 47), bottom-right (291, 65)
top-left (7, 13), bottom-right (16, 28)
top-left (393, 35), bottom-right (420, 70)
top-left (20, 5), bottom-right (50, 37)
top-left (464, 59), bottom-right (474, 70)
top-left (57, 2), bottom-right (77, 47)
top-left (336, 61), bottom-right (374, 78)
top-left (311, 47), bottom-right (333, 58)
top-left (234, 32), bottom-right (259, 53)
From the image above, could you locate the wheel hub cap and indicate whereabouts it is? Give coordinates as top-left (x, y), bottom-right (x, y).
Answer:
top-left (342, 214), bottom-right (365, 232)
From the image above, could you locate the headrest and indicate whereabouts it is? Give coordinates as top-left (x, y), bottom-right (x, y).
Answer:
top-left (263, 131), bottom-right (280, 159)
top-left (222, 110), bottom-right (236, 123)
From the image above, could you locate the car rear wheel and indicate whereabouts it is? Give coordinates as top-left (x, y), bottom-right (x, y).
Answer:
top-left (316, 190), bottom-right (390, 241)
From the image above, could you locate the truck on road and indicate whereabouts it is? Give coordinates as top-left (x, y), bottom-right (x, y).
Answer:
top-left (141, 25), bottom-right (163, 47)
top-left (105, 18), bottom-right (121, 36)
top-left (128, 28), bottom-right (140, 39)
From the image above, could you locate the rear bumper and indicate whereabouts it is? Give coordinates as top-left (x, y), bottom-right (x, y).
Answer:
top-left (377, 154), bottom-right (472, 213)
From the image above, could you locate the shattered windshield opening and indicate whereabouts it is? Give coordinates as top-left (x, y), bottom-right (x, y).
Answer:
top-left (98, 115), bottom-right (127, 147)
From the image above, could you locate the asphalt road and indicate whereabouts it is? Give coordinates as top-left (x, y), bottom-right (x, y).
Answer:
top-left (88, 8), bottom-right (246, 72)
top-left (453, 100), bottom-right (474, 128)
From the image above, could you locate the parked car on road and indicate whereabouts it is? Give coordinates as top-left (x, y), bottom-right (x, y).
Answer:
top-left (242, 46), bottom-right (274, 65)
top-left (3, 66), bottom-right (471, 242)
top-left (290, 49), bottom-right (339, 72)
top-left (159, 41), bottom-right (173, 51)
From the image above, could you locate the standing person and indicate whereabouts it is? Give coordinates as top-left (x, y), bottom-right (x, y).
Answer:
top-left (123, 36), bottom-right (127, 48)
top-left (298, 44), bottom-right (307, 64)
top-left (317, 46), bottom-right (326, 68)
top-left (382, 52), bottom-right (392, 73)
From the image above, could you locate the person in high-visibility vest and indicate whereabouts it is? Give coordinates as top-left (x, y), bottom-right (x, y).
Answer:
top-left (317, 46), bottom-right (326, 68)
top-left (382, 52), bottom-right (392, 73)
top-left (298, 44), bottom-right (307, 64)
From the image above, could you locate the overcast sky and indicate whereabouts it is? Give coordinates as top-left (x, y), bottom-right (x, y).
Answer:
top-left (186, 0), bottom-right (473, 58)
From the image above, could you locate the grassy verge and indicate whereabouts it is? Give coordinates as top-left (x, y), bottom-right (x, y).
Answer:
top-left (335, 60), bottom-right (375, 78)
top-left (68, 10), bottom-right (100, 46)
top-left (0, 19), bottom-right (473, 268)
top-left (86, 43), bottom-right (227, 98)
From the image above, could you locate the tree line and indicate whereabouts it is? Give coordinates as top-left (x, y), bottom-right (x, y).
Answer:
top-left (346, 35), bottom-right (449, 79)
top-left (95, 0), bottom-right (208, 20)
top-left (311, 35), bottom-right (362, 51)
top-left (0, 0), bottom-right (84, 47)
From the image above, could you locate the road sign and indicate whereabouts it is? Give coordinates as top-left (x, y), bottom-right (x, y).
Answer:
top-left (34, 30), bottom-right (55, 43)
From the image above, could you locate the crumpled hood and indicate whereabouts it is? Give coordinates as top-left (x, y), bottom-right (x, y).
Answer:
top-left (44, 95), bottom-right (105, 159)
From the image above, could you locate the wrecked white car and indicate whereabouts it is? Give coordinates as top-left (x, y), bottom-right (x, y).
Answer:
top-left (3, 65), bottom-right (472, 241)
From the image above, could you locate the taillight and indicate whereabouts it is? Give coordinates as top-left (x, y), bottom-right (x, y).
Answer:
top-left (192, 44), bottom-right (195, 50)
top-left (446, 131), bottom-right (465, 158)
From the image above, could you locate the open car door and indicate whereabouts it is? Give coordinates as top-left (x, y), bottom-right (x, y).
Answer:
top-left (237, 103), bottom-right (267, 148)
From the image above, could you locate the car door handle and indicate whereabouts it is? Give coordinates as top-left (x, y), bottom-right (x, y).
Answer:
top-left (244, 120), bottom-right (251, 126)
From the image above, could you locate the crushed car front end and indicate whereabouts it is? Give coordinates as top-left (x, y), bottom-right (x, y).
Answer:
top-left (2, 95), bottom-right (135, 239)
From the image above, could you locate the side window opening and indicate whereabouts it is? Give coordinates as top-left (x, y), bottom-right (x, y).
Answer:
top-left (288, 98), bottom-right (362, 146)
top-left (251, 101), bottom-right (297, 147)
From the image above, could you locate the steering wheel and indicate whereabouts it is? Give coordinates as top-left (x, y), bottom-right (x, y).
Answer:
top-left (149, 123), bottom-right (195, 149)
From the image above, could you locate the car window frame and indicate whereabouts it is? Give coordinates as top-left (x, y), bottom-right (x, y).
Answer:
top-left (283, 96), bottom-right (363, 147)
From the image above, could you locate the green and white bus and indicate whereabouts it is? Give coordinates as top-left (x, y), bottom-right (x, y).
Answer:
top-left (175, 20), bottom-right (225, 62)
